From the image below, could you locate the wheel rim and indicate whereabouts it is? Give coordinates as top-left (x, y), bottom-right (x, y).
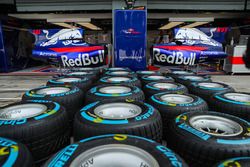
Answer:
top-left (224, 93), bottom-right (250, 102)
top-left (110, 71), bottom-right (129, 75)
top-left (183, 76), bottom-right (204, 81)
top-left (160, 94), bottom-right (193, 104)
top-left (69, 72), bottom-right (89, 75)
top-left (99, 86), bottom-right (131, 94)
top-left (198, 82), bottom-right (224, 88)
top-left (173, 71), bottom-right (193, 74)
top-left (36, 87), bottom-right (70, 95)
top-left (70, 144), bottom-right (160, 167)
top-left (189, 115), bottom-right (243, 137)
top-left (0, 104), bottom-right (47, 120)
top-left (140, 71), bottom-right (155, 74)
top-left (74, 67), bottom-right (94, 71)
top-left (94, 103), bottom-right (142, 119)
top-left (153, 83), bottom-right (177, 89)
top-left (146, 76), bottom-right (166, 80)
top-left (109, 68), bottom-right (126, 70)
top-left (107, 77), bottom-right (130, 82)
top-left (57, 77), bottom-right (81, 82)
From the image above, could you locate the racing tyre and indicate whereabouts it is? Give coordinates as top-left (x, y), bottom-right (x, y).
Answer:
top-left (103, 67), bottom-right (131, 73)
top-left (44, 134), bottom-right (188, 167)
top-left (189, 82), bottom-right (235, 103)
top-left (136, 70), bottom-right (161, 79)
top-left (165, 70), bottom-right (195, 79)
top-left (168, 111), bottom-right (250, 167)
top-left (71, 67), bottom-right (101, 75)
top-left (22, 85), bottom-right (84, 122)
top-left (175, 75), bottom-right (212, 87)
top-left (0, 100), bottom-right (70, 163)
top-left (143, 81), bottom-right (188, 98)
top-left (0, 137), bottom-right (33, 167)
top-left (141, 75), bottom-right (174, 87)
top-left (210, 92), bottom-right (250, 121)
top-left (64, 71), bottom-right (98, 82)
top-left (214, 157), bottom-right (250, 167)
top-left (103, 70), bottom-right (137, 77)
top-left (85, 84), bottom-right (145, 104)
top-left (47, 76), bottom-right (92, 92)
top-left (97, 76), bottom-right (141, 87)
top-left (148, 93), bottom-right (208, 140)
top-left (74, 100), bottom-right (162, 142)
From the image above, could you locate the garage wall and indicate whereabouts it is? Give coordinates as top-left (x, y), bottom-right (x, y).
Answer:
top-left (16, 0), bottom-right (248, 12)
top-left (148, 0), bottom-right (246, 10)
top-left (16, 0), bottom-right (112, 11)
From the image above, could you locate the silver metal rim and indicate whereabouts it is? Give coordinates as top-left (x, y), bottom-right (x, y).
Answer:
top-left (224, 93), bottom-right (250, 102)
top-left (153, 83), bottom-right (177, 89)
top-left (0, 104), bottom-right (47, 120)
top-left (70, 144), bottom-right (160, 167)
top-left (189, 115), bottom-right (243, 137)
top-left (110, 71), bottom-right (129, 75)
top-left (140, 71), bottom-right (155, 74)
top-left (183, 76), bottom-right (204, 81)
top-left (109, 68), bottom-right (126, 70)
top-left (107, 77), bottom-right (130, 82)
top-left (198, 82), bottom-right (224, 88)
top-left (69, 72), bottom-right (89, 75)
top-left (160, 94), bottom-right (194, 104)
top-left (99, 86), bottom-right (131, 94)
top-left (36, 87), bottom-right (70, 95)
top-left (146, 76), bottom-right (166, 80)
top-left (75, 67), bottom-right (94, 71)
top-left (57, 77), bottom-right (81, 82)
top-left (94, 103), bottom-right (142, 119)
top-left (173, 71), bottom-right (193, 74)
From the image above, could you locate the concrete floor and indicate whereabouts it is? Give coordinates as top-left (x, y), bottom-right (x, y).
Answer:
top-left (0, 75), bottom-right (249, 107)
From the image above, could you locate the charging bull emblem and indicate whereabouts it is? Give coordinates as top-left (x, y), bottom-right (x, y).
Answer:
top-left (40, 29), bottom-right (84, 47)
top-left (175, 28), bottom-right (221, 47)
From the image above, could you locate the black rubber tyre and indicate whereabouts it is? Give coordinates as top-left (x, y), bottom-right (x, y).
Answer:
top-left (210, 92), bottom-right (250, 121)
top-left (143, 81), bottom-right (188, 98)
top-left (74, 100), bottom-right (162, 142)
top-left (64, 71), bottom-right (98, 82)
top-left (103, 70), bottom-right (137, 77)
top-left (189, 82), bottom-right (235, 103)
top-left (71, 67), bottom-right (101, 75)
top-left (164, 70), bottom-right (195, 79)
top-left (175, 75), bottom-right (212, 87)
top-left (85, 84), bottom-right (145, 104)
top-left (168, 111), bottom-right (250, 167)
top-left (0, 137), bottom-right (33, 167)
top-left (214, 157), bottom-right (250, 167)
top-left (141, 75), bottom-right (174, 87)
top-left (136, 70), bottom-right (161, 79)
top-left (44, 134), bottom-right (188, 167)
top-left (47, 76), bottom-right (92, 92)
top-left (97, 76), bottom-right (141, 87)
top-left (22, 85), bottom-right (84, 122)
top-left (0, 100), bottom-right (70, 163)
top-left (103, 67), bottom-right (131, 73)
top-left (148, 93), bottom-right (208, 140)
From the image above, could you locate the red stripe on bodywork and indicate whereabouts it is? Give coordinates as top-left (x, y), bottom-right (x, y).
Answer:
top-left (154, 46), bottom-right (208, 51)
top-left (50, 46), bottom-right (104, 53)
top-left (228, 56), bottom-right (244, 64)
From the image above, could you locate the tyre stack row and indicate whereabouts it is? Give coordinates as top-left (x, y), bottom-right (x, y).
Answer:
top-left (1, 67), bottom-right (250, 167)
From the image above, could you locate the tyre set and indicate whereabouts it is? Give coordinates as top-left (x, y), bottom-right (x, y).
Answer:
top-left (1, 67), bottom-right (250, 166)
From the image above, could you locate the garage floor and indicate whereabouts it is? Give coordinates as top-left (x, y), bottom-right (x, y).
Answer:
top-left (0, 75), bottom-right (249, 107)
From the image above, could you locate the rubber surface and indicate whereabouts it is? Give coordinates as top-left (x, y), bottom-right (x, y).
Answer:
top-left (85, 84), bottom-right (145, 104)
top-left (74, 100), bottom-right (162, 142)
top-left (44, 134), bottom-right (188, 167)
top-left (0, 100), bottom-right (70, 163)
top-left (168, 111), bottom-right (250, 167)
